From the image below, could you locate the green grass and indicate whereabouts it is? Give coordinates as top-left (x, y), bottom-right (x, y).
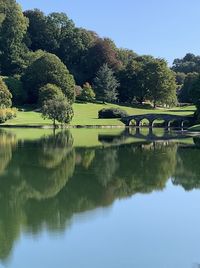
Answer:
top-left (2, 102), bottom-right (196, 127)
top-left (188, 124), bottom-right (200, 132)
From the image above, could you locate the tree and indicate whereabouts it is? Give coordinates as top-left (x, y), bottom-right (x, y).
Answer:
top-left (24, 10), bottom-right (98, 84)
top-left (0, 0), bottom-right (28, 75)
top-left (24, 10), bottom-right (75, 54)
top-left (172, 53), bottom-right (200, 74)
top-left (117, 56), bottom-right (156, 104)
top-left (145, 59), bottom-right (177, 107)
top-left (82, 38), bottom-right (121, 83)
top-left (0, 78), bottom-right (12, 108)
top-left (41, 96), bottom-right (74, 128)
top-left (24, 9), bottom-right (49, 51)
top-left (22, 53), bottom-right (75, 104)
top-left (38, 83), bottom-right (65, 106)
top-left (93, 64), bottom-right (119, 103)
top-left (189, 74), bottom-right (200, 104)
top-left (178, 72), bottom-right (199, 103)
top-left (79, 83), bottom-right (95, 102)
top-left (117, 48), bottom-right (137, 67)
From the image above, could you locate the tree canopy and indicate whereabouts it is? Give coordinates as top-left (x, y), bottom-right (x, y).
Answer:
top-left (22, 53), bottom-right (75, 104)
top-left (0, 0), bottom-right (28, 75)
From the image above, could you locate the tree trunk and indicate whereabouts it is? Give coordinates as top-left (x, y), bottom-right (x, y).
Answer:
top-left (53, 118), bottom-right (56, 129)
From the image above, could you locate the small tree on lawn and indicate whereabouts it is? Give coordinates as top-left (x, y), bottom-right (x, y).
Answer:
top-left (93, 64), bottom-right (119, 103)
top-left (41, 96), bottom-right (74, 128)
top-left (79, 82), bottom-right (95, 102)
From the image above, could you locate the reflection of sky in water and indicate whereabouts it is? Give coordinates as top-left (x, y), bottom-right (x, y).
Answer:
top-left (2, 180), bottom-right (200, 268)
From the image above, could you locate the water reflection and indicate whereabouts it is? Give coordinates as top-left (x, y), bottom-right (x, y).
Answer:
top-left (0, 129), bottom-right (199, 261)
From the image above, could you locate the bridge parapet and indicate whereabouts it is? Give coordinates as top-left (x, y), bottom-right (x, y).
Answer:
top-left (121, 113), bottom-right (193, 128)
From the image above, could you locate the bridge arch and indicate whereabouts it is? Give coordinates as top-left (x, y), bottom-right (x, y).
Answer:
top-left (121, 113), bottom-right (192, 129)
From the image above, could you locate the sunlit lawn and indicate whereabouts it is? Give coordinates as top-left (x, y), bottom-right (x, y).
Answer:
top-left (2, 102), bottom-right (196, 127)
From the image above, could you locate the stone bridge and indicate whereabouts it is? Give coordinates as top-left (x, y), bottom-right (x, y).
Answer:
top-left (121, 113), bottom-right (193, 128)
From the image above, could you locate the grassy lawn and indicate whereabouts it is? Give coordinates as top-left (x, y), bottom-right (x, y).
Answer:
top-left (2, 102), bottom-right (196, 127)
top-left (188, 125), bottom-right (200, 132)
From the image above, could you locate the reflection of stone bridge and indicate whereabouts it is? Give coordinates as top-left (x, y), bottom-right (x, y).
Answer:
top-left (124, 128), bottom-right (190, 142)
top-left (99, 128), bottom-right (192, 145)
top-left (121, 113), bottom-right (193, 128)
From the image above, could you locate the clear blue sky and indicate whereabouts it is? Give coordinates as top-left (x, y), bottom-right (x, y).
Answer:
top-left (17, 0), bottom-right (200, 65)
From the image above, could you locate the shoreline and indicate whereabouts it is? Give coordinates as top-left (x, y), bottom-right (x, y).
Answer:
top-left (0, 124), bottom-right (126, 129)
top-left (1, 124), bottom-right (200, 135)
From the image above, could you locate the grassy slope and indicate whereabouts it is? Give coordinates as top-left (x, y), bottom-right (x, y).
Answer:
top-left (2, 103), bottom-right (196, 127)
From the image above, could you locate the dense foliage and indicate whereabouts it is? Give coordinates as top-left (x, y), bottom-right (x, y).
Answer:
top-left (41, 96), bottom-right (74, 127)
top-left (0, 0), bottom-right (200, 122)
top-left (22, 53), bottom-right (75, 104)
top-left (0, 108), bottom-right (17, 123)
top-left (78, 83), bottom-right (95, 102)
top-left (38, 83), bottom-right (65, 106)
top-left (0, 78), bottom-right (12, 108)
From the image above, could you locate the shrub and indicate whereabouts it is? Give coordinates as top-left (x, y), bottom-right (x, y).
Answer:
top-left (98, 107), bottom-right (128, 119)
top-left (0, 108), bottom-right (17, 123)
top-left (0, 78), bottom-right (12, 108)
top-left (79, 82), bottom-right (95, 102)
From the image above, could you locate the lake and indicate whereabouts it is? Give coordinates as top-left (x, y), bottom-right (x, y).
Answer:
top-left (0, 128), bottom-right (200, 268)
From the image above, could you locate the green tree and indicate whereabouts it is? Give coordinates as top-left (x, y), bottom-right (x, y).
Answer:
top-left (188, 74), bottom-right (200, 104)
top-left (145, 59), bottom-right (177, 107)
top-left (117, 55), bottom-right (155, 104)
top-left (38, 83), bottom-right (64, 106)
top-left (22, 53), bottom-right (75, 104)
top-left (172, 53), bottom-right (200, 74)
top-left (0, 78), bottom-right (12, 108)
top-left (41, 96), bottom-right (74, 128)
top-left (93, 64), bottom-right (119, 103)
top-left (117, 48), bottom-right (137, 67)
top-left (179, 72), bottom-right (199, 103)
top-left (82, 38), bottom-right (121, 84)
top-left (0, 0), bottom-right (28, 74)
top-left (79, 82), bottom-right (95, 102)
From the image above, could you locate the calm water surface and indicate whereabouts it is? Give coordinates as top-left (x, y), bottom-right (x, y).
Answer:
top-left (0, 128), bottom-right (200, 268)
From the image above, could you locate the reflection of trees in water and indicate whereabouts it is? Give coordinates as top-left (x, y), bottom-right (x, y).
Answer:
top-left (0, 130), bottom-right (16, 175)
top-left (1, 131), bottom-right (200, 261)
top-left (173, 146), bottom-right (200, 190)
top-left (0, 130), bottom-right (75, 260)
top-left (103, 142), bottom-right (178, 200)
top-left (92, 148), bottom-right (119, 187)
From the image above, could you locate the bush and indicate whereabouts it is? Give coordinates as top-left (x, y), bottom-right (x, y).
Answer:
top-left (0, 108), bottom-right (17, 123)
top-left (0, 78), bottom-right (12, 108)
top-left (98, 107), bottom-right (128, 119)
top-left (79, 82), bottom-right (95, 102)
